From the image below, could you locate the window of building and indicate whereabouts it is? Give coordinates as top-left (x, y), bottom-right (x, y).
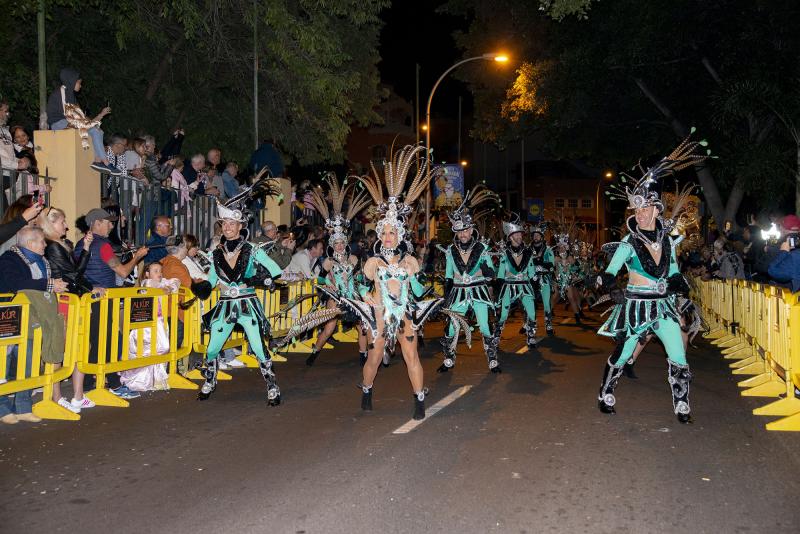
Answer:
top-left (568, 198), bottom-right (579, 208)
top-left (554, 198), bottom-right (565, 208)
top-left (581, 198), bottom-right (593, 209)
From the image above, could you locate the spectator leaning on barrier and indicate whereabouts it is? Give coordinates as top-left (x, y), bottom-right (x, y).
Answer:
top-left (0, 227), bottom-right (69, 424)
top-left (768, 214), bottom-right (800, 292)
top-left (40, 207), bottom-right (100, 413)
top-left (74, 208), bottom-right (149, 399)
top-left (285, 238), bottom-right (324, 279)
top-left (181, 234), bottom-right (208, 280)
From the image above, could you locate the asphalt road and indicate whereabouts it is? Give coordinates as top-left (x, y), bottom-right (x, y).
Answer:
top-left (2, 307), bottom-right (799, 534)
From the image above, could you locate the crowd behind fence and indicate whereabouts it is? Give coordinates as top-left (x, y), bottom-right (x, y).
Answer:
top-left (0, 279), bottom-right (356, 421)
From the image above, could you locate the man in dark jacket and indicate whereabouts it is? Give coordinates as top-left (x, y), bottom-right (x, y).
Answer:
top-left (768, 214), bottom-right (800, 292)
top-left (0, 227), bottom-right (67, 293)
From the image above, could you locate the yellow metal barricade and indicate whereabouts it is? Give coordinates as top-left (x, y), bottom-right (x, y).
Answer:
top-left (185, 288), bottom-right (246, 380)
top-left (79, 287), bottom-right (196, 407)
top-left (695, 277), bottom-right (800, 431)
top-left (0, 292), bottom-right (83, 421)
top-left (269, 280), bottom-right (333, 354)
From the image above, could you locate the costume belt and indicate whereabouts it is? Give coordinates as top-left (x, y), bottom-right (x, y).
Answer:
top-left (503, 279), bottom-right (531, 285)
top-left (454, 280), bottom-right (489, 288)
top-left (219, 285), bottom-right (256, 299)
top-left (626, 280), bottom-right (667, 297)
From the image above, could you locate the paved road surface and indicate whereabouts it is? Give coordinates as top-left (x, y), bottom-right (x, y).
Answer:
top-left (2, 308), bottom-right (799, 533)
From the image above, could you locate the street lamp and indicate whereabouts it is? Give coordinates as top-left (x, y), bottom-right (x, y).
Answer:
top-left (424, 53), bottom-right (510, 239)
top-left (596, 171), bottom-right (614, 249)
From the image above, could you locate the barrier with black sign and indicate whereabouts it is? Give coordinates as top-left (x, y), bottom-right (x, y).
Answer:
top-left (78, 287), bottom-right (196, 408)
top-left (0, 292), bottom-right (83, 421)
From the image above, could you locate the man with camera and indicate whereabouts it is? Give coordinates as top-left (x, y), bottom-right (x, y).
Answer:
top-left (768, 214), bottom-right (800, 292)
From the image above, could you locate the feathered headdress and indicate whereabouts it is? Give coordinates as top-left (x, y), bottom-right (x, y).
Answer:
top-left (358, 144), bottom-right (437, 246)
top-left (217, 167), bottom-right (282, 222)
top-left (449, 184), bottom-right (499, 232)
top-left (306, 173), bottom-right (371, 244)
top-left (606, 133), bottom-right (710, 211)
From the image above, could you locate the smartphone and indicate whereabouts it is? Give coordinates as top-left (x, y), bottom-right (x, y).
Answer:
top-left (37, 190), bottom-right (46, 206)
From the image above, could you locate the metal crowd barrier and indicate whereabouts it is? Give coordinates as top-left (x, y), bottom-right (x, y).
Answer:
top-left (79, 287), bottom-right (197, 408)
top-left (695, 277), bottom-right (800, 431)
top-left (0, 292), bottom-right (82, 421)
top-left (0, 278), bottom-right (363, 422)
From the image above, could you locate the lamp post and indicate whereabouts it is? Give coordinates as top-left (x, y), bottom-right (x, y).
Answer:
top-left (424, 53), bottom-right (509, 240)
top-left (596, 171), bottom-right (614, 249)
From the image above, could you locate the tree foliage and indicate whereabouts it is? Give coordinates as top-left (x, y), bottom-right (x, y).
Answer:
top-left (445, 0), bottom-right (800, 223)
top-left (1, 0), bottom-right (389, 165)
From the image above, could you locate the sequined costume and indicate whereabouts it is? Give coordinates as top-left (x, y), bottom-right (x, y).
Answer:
top-left (529, 224), bottom-right (556, 336)
top-left (438, 186), bottom-right (500, 373)
top-left (595, 136), bottom-right (708, 423)
top-left (494, 215), bottom-right (539, 350)
top-left (193, 170), bottom-right (284, 405)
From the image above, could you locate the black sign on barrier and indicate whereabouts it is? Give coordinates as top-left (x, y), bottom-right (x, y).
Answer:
top-left (130, 297), bottom-right (154, 324)
top-left (0, 306), bottom-right (22, 338)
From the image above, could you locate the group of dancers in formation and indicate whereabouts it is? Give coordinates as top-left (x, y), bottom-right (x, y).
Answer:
top-left (190, 137), bottom-right (708, 424)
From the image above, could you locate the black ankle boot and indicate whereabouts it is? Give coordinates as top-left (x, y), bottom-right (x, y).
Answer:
top-left (668, 362), bottom-right (693, 424)
top-left (413, 391), bottom-right (426, 420)
top-left (197, 359), bottom-right (218, 401)
top-left (306, 349), bottom-right (319, 367)
top-left (360, 385), bottom-right (373, 411)
top-left (359, 351), bottom-right (367, 367)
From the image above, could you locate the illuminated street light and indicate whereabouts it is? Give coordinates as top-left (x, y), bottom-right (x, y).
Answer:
top-left (421, 124), bottom-right (428, 131)
top-left (604, 171), bottom-right (613, 179)
top-left (461, 160), bottom-right (468, 167)
top-left (425, 52), bottom-right (511, 238)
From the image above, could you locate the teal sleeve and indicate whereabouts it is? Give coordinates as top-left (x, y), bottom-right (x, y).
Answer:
top-left (604, 241), bottom-right (633, 276)
top-left (317, 275), bottom-right (330, 285)
top-left (254, 248), bottom-right (282, 278)
top-left (544, 247), bottom-right (554, 263)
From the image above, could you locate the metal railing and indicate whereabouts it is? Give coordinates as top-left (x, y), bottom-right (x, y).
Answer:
top-left (0, 168), bottom-right (54, 216)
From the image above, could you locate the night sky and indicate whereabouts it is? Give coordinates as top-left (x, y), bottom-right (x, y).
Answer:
top-left (378, 2), bottom-right (473, 145)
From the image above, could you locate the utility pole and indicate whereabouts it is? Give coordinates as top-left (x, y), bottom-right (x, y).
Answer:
top-left (253, 0), bottom-right (259, 150)
top-left (37, 0), bottom-right (47, 130)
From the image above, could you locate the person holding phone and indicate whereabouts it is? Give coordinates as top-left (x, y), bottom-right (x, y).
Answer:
top-left (768, 214), bottom-right (800, 292)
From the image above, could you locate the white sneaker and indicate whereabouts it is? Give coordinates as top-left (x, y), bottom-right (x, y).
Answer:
top-left (218, 361), bottom-right (231, 370)
top-left (230, 348), bottom-right (242, 356)
top-left (70, 397), bottom-right (96, 411)
top-left (227, 358), bottom-right (247, 368)
top-left (58, 397), bottom-right (81, 413)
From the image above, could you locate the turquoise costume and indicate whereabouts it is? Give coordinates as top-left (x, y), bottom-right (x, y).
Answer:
top-left (193, 171), bottom-right (285, 405)
top-left (438, 185), bottom-right (500, 373)
top-left (595, 136), bottom-right (707, 424)
top-left (530, 231), bottom-right (556, 335)
top-left (494, 216), bottom-right (539, 349)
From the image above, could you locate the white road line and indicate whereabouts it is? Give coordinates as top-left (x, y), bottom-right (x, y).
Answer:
top-left (391, 385), bottom-right (473, 434)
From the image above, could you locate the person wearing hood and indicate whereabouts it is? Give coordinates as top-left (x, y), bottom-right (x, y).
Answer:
top-left (46, 68), bottom-right (120, 176)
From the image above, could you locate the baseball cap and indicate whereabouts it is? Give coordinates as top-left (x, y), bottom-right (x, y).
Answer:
top-left (85, 208), bottom-right (118, 226)
top-left (782, 214), bottom-right (800, 232)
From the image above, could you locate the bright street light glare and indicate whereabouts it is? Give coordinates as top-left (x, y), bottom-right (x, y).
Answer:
top-left (421, 124), bottom-right (428, 131)
top-left (494, 55), bottom-right (509, 62)
top-left (604, 171), bottom-right (613, 178)
top-left (461, 160), bottom-right (468, 167)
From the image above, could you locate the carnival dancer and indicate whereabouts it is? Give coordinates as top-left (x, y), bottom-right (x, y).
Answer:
top-left (191, 171), bottom-right (285, 404)
top-left (494, 213), bottom-right (539, 351)
top-left (594, 137), bottom-right (707, 423)
top-left (530, 221), bottom-right (556, 336)
top-left (271, 146), bottom-right (468, 420)
top-left (438, 185), bottom-right (500, 373)
top-left (304, 173), bottom-right (372, 367)
top-left (553, 221), bottom-right (584, 325)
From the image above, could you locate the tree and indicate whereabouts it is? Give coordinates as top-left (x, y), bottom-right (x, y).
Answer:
top-left (445, 0), bottom-right (800, 225)
top-left (1, 0), bottom-right (389, 165)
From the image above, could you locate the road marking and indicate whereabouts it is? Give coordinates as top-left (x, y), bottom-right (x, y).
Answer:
top-left (391, 385), bottom-right (473, 434)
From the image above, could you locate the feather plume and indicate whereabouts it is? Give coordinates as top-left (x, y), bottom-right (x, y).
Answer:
top-left (441, 309), bottom-right (472, 350)
top-left (271, 307), bottom-right (342, 348)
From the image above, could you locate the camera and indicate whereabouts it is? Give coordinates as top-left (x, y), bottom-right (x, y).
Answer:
top-left (787, 234), bottom-right (799, 250)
